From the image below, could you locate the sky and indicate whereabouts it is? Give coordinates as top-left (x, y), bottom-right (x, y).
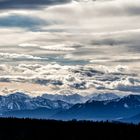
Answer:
top-left (0, 0), bottom-right (140, 96)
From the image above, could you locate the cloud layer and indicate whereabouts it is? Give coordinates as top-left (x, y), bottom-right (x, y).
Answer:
top-left (0, 63), bottom-right (139, 95)
top-left (0, 0), bottom-right (140, 95)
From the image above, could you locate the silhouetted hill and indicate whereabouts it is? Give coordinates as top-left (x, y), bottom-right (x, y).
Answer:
top-left (0, 118), bottom-right (140, 140)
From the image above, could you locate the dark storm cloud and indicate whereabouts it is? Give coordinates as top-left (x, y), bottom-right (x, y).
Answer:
top-left (0, 0), bottom-right (71, 9)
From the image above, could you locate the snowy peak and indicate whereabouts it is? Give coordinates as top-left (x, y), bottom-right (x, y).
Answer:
top-left (89, 93), bottom-right (120, 102)
top-left (1, 92), bottom-right (140, 122)
top-left (42, 93), bottom-right (87, 104)
top-left (32, 96), bottom-right (71, 109)
top-left (0, 92), bottom-right (72, 112)
top-left (6, 92), bottom-right (30, 100)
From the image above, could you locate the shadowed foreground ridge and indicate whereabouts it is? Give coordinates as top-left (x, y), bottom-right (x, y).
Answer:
top-left (0, 118), bottom-right (140, 140)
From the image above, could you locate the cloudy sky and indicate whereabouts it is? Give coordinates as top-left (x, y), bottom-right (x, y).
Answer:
top-left (0, 0), bottom-right (140, 96)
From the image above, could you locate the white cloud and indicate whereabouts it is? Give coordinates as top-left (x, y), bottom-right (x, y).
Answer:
top-left (40, 44), bottom-right (76, 51)
top-left (0, 63), bottom-right (139, 95)
top-left (19, 43), bottom-right (78, 51)
top-left (0, 52), bottom-right (46, 60)
top-left (19, 43), bottom-right (39, 47)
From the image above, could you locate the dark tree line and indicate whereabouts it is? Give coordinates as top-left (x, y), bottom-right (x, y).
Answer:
top-left (0, 118), bottom-right (140, 140)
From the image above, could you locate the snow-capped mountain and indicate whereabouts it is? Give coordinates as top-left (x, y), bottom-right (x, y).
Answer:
top-left (31, 96), bottom-right (71, 109)
top-left (88, 93), bottom-right (120, 102)
top-left (42, 93), bottom-right (87, 104)
top-left (1, 92), bottom-right (140, 123)
top-left (0, 92), bottom-right (72, 113)
top-left (0, 92), bottom-right (33, 111)
top-left (53, 94), bottom-right (140, 121)
top-left (42, 92), bottom-right (120, 103)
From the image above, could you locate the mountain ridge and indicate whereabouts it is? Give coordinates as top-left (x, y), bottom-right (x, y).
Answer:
top-left (1, 92), bottom-right (140, 123)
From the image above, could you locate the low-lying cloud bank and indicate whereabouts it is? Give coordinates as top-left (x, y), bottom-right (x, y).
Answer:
top-left (0, 63), bottom-right (139, 95)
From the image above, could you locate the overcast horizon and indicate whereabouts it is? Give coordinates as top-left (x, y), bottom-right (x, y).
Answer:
top-left (0, 0), bottom-right (140, 96)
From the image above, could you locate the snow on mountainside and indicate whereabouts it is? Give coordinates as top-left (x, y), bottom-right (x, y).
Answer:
top-left (31, 96), bottom-right (71, 109)
top-left (0, 92), bottom-right (72, 113)
top-left (89, 93), bottom-right (120, 102)
top-left (0, 92), bottom-right (120, 113)
top-left (42, 92), bottom-right (121, 103)
top-left (42, 93), bottom-right (88, 104)
top-left (1, 91), bottom-right (140, 123)
top-left (0, 92), bottom-right (33, 111)
top-left (53, 94), bottom-right (140, 121)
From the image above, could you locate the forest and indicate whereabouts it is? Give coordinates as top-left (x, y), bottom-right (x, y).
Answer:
top-left (0, 118), bottom-right (140, 140)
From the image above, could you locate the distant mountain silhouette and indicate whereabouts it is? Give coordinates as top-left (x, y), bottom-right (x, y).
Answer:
top-left (1, 92), bottom-right (140, 123)
top-left (53, 95), bottom-right (140, 121)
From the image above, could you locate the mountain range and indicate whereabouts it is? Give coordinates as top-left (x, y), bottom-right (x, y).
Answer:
top-left (1, 92), bottom-right (140, 123)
